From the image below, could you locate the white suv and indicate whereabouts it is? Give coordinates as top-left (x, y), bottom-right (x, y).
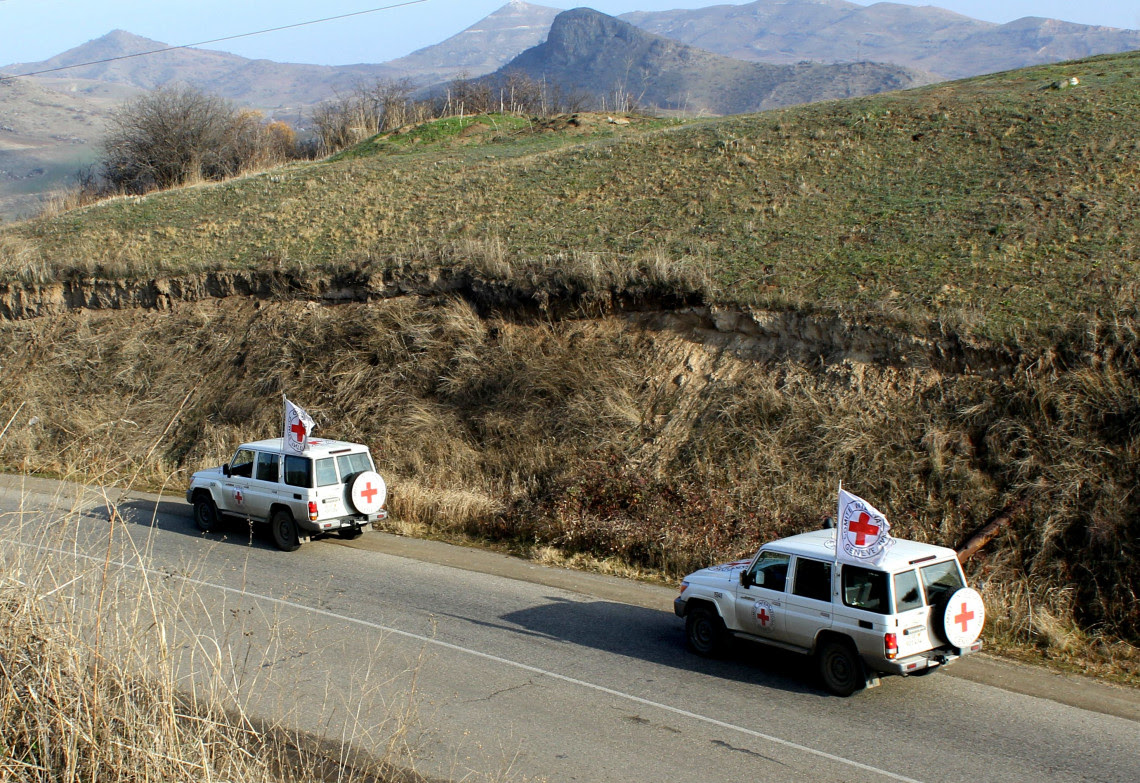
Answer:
top-left (186, 438), bottom-right (388, 551)
top-left (674, 527), bottom-right (985, 695)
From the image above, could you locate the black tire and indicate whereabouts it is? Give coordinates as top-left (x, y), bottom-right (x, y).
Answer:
top-left (930, 596), bottom-right (952, 645)
top-left (270, 509), bottom-right (301, 552)
top-left (685, 605), bottom-right (728, 657)
top-left (818, 639), bottom-right (866, 697)
top-left (338, 527), bottom-right (364, 540)
top-left (193, 494), bottom-right (222, 533)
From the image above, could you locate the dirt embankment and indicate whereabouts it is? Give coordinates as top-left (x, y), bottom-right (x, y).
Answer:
top-left (0, 270), bottom-right (1015, 376)
top-left (0, 271), bottom-right (1136, 678)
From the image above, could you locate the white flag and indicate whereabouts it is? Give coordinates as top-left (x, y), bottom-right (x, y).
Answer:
top-left (283, 397), bottom-right (316, 454)
top-left (836, 488), bottom-right (894, 567)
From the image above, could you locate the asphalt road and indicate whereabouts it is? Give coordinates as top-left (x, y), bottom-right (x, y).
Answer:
top-left (1, 475), bottom-right (1137, 783)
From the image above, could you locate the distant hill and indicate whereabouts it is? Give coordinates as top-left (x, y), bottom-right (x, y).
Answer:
top-left (384, 1), bottom-right (562, 85)
top-left (0, 75), bottom-right (137, 222)
top-left (620, 0), bottom-right (1140, 80)
top-left (490, 7), bottom-right (934, 115)
top-left (4, 30), bottom-right (402, 117)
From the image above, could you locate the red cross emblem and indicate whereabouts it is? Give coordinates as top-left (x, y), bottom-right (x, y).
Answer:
top-left (360, 482), bottom-right (378, 503)
top-left (849, 512), bottom-right (880, 545)
top-left (757, 608), bottom-right (771, 627)
top-left (954, 602), bottom-right (975, 633)
top-left (234, 489), bottom-right (244, 505)
top-left (290, 420), bottom-right (306, 442)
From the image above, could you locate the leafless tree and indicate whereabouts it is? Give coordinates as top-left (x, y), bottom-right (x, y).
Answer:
top-left (99, 85), bottom-right (292, 193)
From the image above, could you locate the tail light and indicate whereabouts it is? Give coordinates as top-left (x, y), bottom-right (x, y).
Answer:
top-left (884, 633), bottom-right (899, 659)
top-left (308, 501), bottom-right (318, 521)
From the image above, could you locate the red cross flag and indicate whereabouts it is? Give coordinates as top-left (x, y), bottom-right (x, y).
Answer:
top-left (283, 397), bottom-right (316, 454)
top-left (836, 488), bottom-right (895, 567)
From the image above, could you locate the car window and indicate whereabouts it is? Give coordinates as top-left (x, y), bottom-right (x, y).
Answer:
top-left (230, 448), bottom-right (255, 478)
top-left (792, 558), bottom-right (832, 602)
top-left (920, 560), bottom-right (965, 606)
top-left (894, 569), bottom-right (924, 612)
top-left (283, 456), bottom-right (312, 488)
top-left (842, 565), bottom-right (889, 614)
top-left (747, 551), bottom-right (789, 592)
top-left (315, 457), bottom-right (339, 487)
top-left (254, 452), bottom-right (280, 483)
top-left (337, 452), bottom-right (372, 479)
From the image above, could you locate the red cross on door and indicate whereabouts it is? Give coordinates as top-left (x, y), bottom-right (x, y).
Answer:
top-left (757, 608), bottom-right (771, 626)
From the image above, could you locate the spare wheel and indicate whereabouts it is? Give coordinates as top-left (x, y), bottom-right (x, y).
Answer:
top-left (349, 471), bottom-right (387, 515)
top-left (939, 587), bottom-right (985, 649)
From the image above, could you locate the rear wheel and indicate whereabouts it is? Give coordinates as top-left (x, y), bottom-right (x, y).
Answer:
top-left (270, 509), bottom-right (301, 552)
top-left (818, 639), bottom-right (866, 697)
top-left (685, 605), bottom-right (728, 657)
top-left (193, 494), bottom-right (222, 533)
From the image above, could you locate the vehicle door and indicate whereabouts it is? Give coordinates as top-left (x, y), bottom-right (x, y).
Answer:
top-left (892, 567), bottom-right (933, 656)
top-left (784, 556), bottom-right (834, 649)
top-left (734, 550), bottom-right (789, 639)
top-left (919, 559), bottom-right (967, 646)
top-left (243, 450), bottom-right (282, 521)
top-left (220, 447), bottom-right (256, 516)
top-left (310, 455), bottom-right (349, 522)
top-left (833, 564), bottom-right (892, 657)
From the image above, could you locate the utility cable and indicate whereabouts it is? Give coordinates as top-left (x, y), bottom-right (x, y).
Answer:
top-left (1, 0), bottom-right (429, 80)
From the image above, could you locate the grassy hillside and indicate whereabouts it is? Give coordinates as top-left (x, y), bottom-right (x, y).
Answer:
top-left (2, 52), bottom-right (1139, 679)
top-left (4, 53), bottom-right (1138, 346)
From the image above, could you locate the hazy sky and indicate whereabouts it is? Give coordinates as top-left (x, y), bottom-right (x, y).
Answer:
top-left (1, 1), bottom-right (1137, 67)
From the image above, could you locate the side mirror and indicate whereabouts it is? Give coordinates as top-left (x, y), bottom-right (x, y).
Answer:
top-left (823, 516), bottom-right (835, 529)
top-left (740, 570), bottom-right (755, 588)
top-left (222, 464), bottom-right (231, 477)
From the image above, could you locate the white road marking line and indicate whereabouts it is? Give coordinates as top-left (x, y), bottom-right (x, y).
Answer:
top-left (12, 539), bottom-right (925, 783)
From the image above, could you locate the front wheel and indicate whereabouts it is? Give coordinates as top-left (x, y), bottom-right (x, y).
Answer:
top-left (685, 605), bottom-right (728, 657)
top-left (818, 639), bottom-right (866, 697)
top-left (270, 509), bottom-right (301, 552)
top-left (194, 494), bottom-right (222, 533)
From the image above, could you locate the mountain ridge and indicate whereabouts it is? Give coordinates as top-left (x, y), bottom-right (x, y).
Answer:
top-left (491, 7), bottom-right (934, 114)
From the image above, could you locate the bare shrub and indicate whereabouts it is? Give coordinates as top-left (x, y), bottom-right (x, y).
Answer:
top-left (99, 86), bottom-right (297, 194)
top-left (310, 79), bottom-right (428, 155)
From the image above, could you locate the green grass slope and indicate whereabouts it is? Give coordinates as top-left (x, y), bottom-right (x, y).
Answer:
top-left (4, 52), bottom-right (1138, 348)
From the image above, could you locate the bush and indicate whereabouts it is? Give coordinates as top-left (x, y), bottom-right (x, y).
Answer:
top-left (99, 86), bottom-right (296, 194)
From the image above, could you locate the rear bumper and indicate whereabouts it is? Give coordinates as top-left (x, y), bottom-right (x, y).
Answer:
top-left (301, 509), bottom-right (387, 533)
top-left (876, 641), bottom-right (983, 676)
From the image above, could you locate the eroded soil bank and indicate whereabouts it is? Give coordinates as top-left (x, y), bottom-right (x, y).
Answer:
top-left (1, 272), bottom-right (1136, 679)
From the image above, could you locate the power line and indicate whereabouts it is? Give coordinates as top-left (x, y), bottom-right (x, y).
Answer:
top-left (1, 0), bottom-right (429, 80)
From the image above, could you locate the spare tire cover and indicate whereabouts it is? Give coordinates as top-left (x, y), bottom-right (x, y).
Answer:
top-left (349, 471), bottom-right (387, 515)
top-left (940, 587), bottom-right (985, 648)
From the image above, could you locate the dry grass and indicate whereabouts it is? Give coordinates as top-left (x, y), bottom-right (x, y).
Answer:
top-left (0, 492), bottom-right (432, 782)
top-left (2, 294), bottom-right (1136, 687)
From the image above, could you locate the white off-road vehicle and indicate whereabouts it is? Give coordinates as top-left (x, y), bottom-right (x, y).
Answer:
top-left (186, 438), bottom-right (388, 551)
top-left (674, 527), bottom-right (985, 696)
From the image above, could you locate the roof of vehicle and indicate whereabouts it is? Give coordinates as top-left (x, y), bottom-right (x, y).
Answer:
top-left (238, 438), bottom-right (371, 458)
top-left (764, 528), bottom-right (960, 572)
